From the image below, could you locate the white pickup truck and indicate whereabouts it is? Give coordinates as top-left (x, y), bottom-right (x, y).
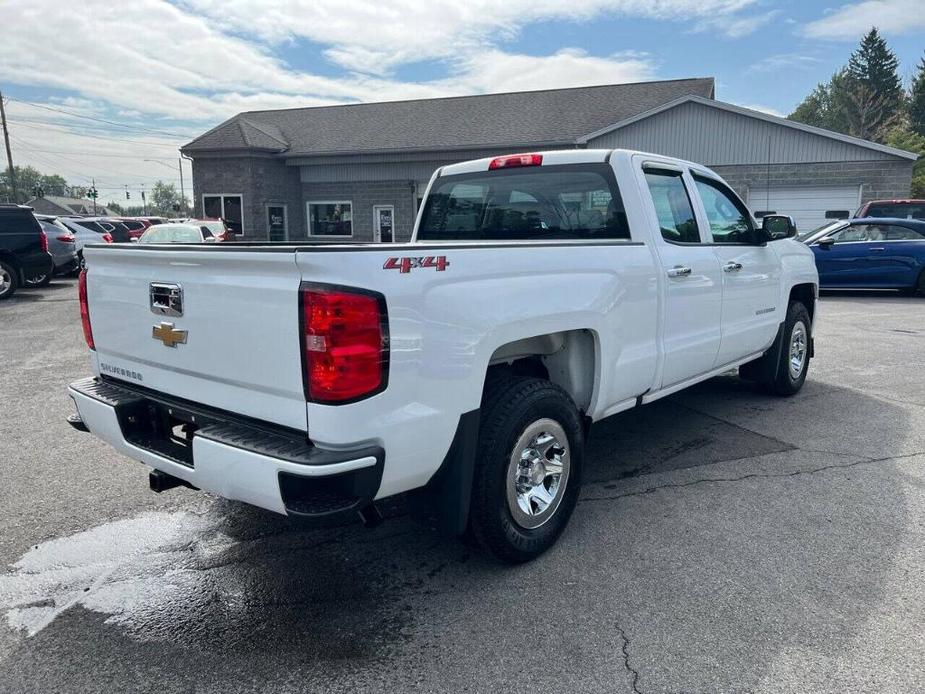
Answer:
top-left (68, 149), bottom-right (818, 562)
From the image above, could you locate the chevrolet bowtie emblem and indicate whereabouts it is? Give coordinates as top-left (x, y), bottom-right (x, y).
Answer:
top-left (152, 322), bottom-right (188, 348)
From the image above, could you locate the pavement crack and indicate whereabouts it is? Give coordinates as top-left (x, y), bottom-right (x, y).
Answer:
top-left (581, 451), bottom-right (925, 503)
top-left (616, 623), bottom-right (642, 694)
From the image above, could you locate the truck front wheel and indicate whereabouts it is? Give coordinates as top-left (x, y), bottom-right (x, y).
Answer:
top-left (469, 376), bottom-right (584, 563)
top-left (741, 301), bottom-right (811, 396)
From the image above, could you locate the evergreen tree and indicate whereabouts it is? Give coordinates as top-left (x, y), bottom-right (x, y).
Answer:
top-left (844, 27), bottom-right (904, 138)
top-left (910, 53), bottom-right (925, 137)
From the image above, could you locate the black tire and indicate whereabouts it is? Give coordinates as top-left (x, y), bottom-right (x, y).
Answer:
top-left (468, 375), bottom-right (584, 563)
top-left (0, 260), bottom-right (18, 300)
top-left (760, 301), bottom-right (812, 396)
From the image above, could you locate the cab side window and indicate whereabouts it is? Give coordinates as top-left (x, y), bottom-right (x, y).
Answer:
top-left (643, 169), bottom-right (701, 243)
top-left (692, 176), bottom-right (754, 243)
top-left (828, 225), bottom-right (871, 243)
top-left (882, 225), bottom-right (925, 240)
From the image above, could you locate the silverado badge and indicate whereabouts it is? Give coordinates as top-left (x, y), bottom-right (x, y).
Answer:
top-left (152, 322), bottom-right (188, 348)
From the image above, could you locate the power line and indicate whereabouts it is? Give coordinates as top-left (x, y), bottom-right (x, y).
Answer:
top-left (10, 136), bottom-right (182, 183)
top-left (9, 143), bottom-right (178, 160)
top-left (8, 97), bottom-right (192, 138)
top-left (7, 119), bottom-right (181, 147)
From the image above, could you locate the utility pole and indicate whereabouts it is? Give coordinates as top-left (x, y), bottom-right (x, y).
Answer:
top-left (0, 90), bottom-right (17, 203)
top-left (178, 157), bottom-right (186, 217)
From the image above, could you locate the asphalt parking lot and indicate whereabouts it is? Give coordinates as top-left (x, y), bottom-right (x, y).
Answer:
top-left (1, 278), bottom-right (924, 693)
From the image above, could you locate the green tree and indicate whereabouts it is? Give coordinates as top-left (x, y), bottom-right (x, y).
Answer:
top-left (790, 70), bottom-right (852, 133)
top-left (1, 165), bottom-right (46, 202)
top-left (1, 166), bottom-right (88, 203)
top-left (147, 180), bottom-right (189, 216)
top-left (910, 53), bottom-right (925, 137)
top-left (790, 29), bottom-right (905, 143)
top-left (107, 201), bottom-right (125, 215)
top-left (884, 126), bottom-right (925, 197)
top-left (843, 28), bottom-right (905, 140)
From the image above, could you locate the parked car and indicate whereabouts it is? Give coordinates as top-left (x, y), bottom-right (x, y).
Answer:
top-left (34, 215), bottom-right (80, 279)
top-left (0, 204), bottom-right (54, 300)
top-left (855, 199), bottom-right (925, 220)
top-left (114, 218), bottom-right (149, 240)
top-left (137, 223), bottom-right (222, 244)
top-left (801, 217), bottom-right (925, 294)
top-left (68, 149), bottom-right (819, 562)
top-left (58, 218), bottom-right (115, 269)
top-left (188, 218), bottom-right (230, 241)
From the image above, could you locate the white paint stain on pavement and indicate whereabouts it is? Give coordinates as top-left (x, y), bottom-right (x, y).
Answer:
top-left (0, 511), bottom-right (234, 636)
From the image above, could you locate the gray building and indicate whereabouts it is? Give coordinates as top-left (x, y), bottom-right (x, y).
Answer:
top-left (181, 78), bottom-right (917, 241)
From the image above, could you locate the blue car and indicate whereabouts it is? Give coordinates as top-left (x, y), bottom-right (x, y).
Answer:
top-left (800, 217), bottom-right (925, 295)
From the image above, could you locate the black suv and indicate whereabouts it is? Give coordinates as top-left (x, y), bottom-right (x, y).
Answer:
top-left (0, 204), bottom-right (54, 300)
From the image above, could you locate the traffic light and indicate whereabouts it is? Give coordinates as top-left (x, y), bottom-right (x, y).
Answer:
top-left (126, 191), bottom-right (130, 200)
top-left (87, 187), bottom-right (98, 200)
top-left (141, 191), bottom-right (146, 201)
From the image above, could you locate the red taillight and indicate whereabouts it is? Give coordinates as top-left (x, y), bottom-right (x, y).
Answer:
top-left (78, 269), bottom-right (94, 350)
top-left (39, 230), bottom-right (48, 253)
top-left (57, 234), bottom-right (75, 243)
top-left (488, 153), bottom-right (543, 170)
top-left (300, 285), bottom-right (387, 403)
top-left (102, 233), bottom-right (113, 243)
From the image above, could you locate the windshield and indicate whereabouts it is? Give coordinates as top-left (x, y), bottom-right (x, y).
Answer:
top-left (417, 163), bottom-right (630, 241)
top-left (138, 224), bottom-right (204, 244)
top-left (797, 221), bottom-right (842, 243)
top-left (864, 203), bottom-right (925, 220)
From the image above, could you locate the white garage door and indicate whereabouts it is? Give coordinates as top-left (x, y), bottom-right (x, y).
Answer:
top-left (747, 185), bottom-right (861, 235)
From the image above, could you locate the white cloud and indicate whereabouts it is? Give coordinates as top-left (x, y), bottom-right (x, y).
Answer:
top-left (0, 0), bottom-right (768, 198)
top-left (694, 9), bottom-right (779, 38)
top-left (802, 0), bottom-right (925, 39)
top-left (182, 0), bottom-right (762, 72)
top-left (747, 53), bottom-right (822, 73)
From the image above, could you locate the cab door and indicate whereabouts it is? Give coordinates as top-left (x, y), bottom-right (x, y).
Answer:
top-left (690, 175), bottom-right (781, 364)
top-left (639, 164), bottom-right (723, 388)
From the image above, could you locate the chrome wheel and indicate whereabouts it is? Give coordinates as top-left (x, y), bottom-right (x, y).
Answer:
top-left (25, 273), bottom-right (48, 287)
top-left (788, 321), bottom-right (808, 380)
top-left (0, 267), bottom-right (11, 296)
top-left (505, 418), bottom-right (570, 530)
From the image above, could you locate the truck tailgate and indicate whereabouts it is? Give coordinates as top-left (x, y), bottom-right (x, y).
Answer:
top-left (83, 246), bottom-right (307, 431)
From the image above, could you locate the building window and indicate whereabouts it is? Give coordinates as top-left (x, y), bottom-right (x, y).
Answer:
top-left (308, 201), bottom-right (352, 237)
top-left (202, 194), bottom-right (244, 236)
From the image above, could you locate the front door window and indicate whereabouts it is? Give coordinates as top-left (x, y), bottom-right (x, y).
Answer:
top-left (374, 205), bottom-right (394, 242)
top-left (266, 205), bottom-right (287, 242)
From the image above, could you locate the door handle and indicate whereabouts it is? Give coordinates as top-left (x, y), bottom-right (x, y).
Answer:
top-left (667, 265), bottom-right (692, 278)
top-left (723, 261), bottom-right (743, 272)
top-left (869, 247), bottom-right (885, 252)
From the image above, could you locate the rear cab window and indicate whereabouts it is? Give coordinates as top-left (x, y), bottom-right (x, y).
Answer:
top-left (417, 163), bottom-right (630, 241)
top-left (642, 168), bottom-right (701, 243)
top-left (865, 203), bottom-right (925, 220)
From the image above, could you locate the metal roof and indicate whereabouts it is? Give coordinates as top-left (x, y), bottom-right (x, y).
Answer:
top-left (182, 78), bottom-right (716, 156)
top-left (580, 95), bottom-right (919, 161)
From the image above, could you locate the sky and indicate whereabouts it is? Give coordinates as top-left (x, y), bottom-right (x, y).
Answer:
top-left (0, 0), bottom-right (924, 205)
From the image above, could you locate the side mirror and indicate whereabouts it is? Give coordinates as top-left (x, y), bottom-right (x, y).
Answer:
top-left (761, 214), bottom-right (797, 241)
top-left (816, 237), bottom-right (836, 248)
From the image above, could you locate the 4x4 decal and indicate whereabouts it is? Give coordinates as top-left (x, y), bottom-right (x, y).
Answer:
top-left (383, 256), bottom-right (450, 274)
